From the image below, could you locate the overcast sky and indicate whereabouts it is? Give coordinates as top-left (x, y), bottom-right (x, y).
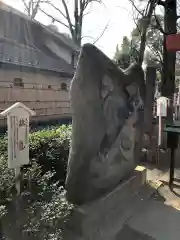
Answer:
top-left (4, 0), bottom-right (135, 58)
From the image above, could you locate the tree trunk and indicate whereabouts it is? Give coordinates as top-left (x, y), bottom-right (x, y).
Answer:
top-left (161, 0), bottom-right (177, 121)
top-left (74, 0), bottom-right (82, 47)
top-left (74, 0), bottom-right (79, 45)
top-left (144, 66), bottom-right (157, 134)
top-left (138, 0), bottom-right (157, 65)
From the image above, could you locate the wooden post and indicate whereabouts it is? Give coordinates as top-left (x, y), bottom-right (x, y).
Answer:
top-left (157, 103), bottom-right (162, 165)
top-left (156, 97), bottom-right (168, 165)
top-left (158, 110), bottom-right (162, 146)
top-left (15, 167), bottom-right (21, 195)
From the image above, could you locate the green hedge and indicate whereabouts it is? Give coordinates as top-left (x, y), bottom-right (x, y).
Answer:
top-left (29, 124), bottom-right (71, 185)
top-left (0, 125), bottom-right (73, 240)
top-left (0, 125), bottom-right (71, 199)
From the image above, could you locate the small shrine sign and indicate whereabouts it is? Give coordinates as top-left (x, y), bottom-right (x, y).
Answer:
top-left (0, 102), bottom-right (35, 168)
top-left (156, 96), bottom-right (168, 117)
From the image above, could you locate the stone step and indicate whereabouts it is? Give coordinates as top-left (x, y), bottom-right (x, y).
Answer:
top-left (63, 166), bottom-right (157, 240)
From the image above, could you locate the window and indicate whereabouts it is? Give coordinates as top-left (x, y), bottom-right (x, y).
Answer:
top-left (13, 78), bottom-right (24, 87)
top-left (61, 82), bottom-right (68, 91)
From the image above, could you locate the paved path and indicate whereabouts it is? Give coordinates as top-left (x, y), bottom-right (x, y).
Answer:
top-left (127, 199), bottom-right (180, 240)
top-left (118, 167), bottom-right (180, 240)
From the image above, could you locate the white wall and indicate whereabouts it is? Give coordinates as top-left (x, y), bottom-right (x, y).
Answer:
top-left (0, 69), bottom-right (71, 90)
top-left (0, 69), bottom-right (72, 126)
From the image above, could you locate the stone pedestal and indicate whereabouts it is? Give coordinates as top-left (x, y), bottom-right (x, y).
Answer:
top-left (63, 166), bottom-right (146, 240)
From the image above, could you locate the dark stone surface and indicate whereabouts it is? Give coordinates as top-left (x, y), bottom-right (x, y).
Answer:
top-left (66, 44), bottom-right (145, 205)
top-left (116, 224), bottom-right (155, 240)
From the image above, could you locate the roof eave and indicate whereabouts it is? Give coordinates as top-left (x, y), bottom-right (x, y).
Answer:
top-left (0, 61), bottom-right (75, 78)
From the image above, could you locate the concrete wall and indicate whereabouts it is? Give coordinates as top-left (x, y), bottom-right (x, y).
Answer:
top-left (0, 69), bottom-right (72, 127)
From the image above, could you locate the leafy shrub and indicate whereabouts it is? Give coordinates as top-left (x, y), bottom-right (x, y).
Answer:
top-left (0, 205), bottom-right (7, 218)
top-left (0, 125), bottom-right (73, 239)
top-left (0, 170), bottom-right (73, 240)
top-left (21, 172), bottom-right (73, 240)
top-left (0, 125), bottom-right (72, 201)
top-left (29, 125), bottom-right (72, 186)
top-left (0, 136), bottom-right (7, 158)
top-left (0, 156), bottom-right (15, 203)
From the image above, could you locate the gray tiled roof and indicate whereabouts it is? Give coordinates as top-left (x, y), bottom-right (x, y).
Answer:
top-left (0, 1), bottom-right (79, 53)
top-left (44, 26), bottom-right (79, 52)
top-left (0, 39), bottom-right (75, 74)
top-left (0, 5), bottom-right (77, 75)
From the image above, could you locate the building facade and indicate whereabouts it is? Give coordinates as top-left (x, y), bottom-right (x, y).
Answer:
top-left (0, 2), bottom-right (79, 128)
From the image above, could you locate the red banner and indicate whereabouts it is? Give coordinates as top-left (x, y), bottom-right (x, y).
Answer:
top-left (166, 33), bottom-right (180, 51)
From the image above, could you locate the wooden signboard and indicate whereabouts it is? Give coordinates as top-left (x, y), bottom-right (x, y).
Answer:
top-left (157, 96), bottom-right (168, 117)
top-left (156, 97), bottom-right (169, 146)
top-left (1, 102), bottom-right (35, 168)
top-left (0, 102), bottom-right (35, 194)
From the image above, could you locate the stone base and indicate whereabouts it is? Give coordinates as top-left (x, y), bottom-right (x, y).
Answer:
top-left (116, 224), bottom-right (155, 240)
top-left (63, 166), bottom-right (146, 240)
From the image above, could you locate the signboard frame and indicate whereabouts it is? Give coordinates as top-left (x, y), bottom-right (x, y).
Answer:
top-left (0, 102), bottom-right (35, 168)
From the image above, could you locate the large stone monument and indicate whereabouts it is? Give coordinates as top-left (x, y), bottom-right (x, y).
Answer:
top-left (64, 44), bottom-right (146, 239)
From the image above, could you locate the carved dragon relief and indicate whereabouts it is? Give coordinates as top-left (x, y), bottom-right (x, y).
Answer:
top-left (66, 44), bottom-right (145, 205)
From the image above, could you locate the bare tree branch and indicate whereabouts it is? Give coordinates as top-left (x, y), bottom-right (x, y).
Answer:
top-left (144, 0), bottom-right (151, 16)
top-left (40, 0), bottom-right (105, 46)
top-left (22, 0), bottom-right (29, 10)
top-left (93, 22), bottom-right (109, 44)
top-left (83, 0), bottom-right (102, 10)
top-left (81, 35), bottom-right (95, 40)
top-left (128, 0), bottom-right (144, 16)
top-left (31, 0), bottom-right (41, 19)
top-left (21, 0), bottom-right (49, 19)
top-left (82, 11), bottom-right (91, 17)
top-left (132, 5), bottom-right (141, 35)
top-left (46, 1), bottom-right (67, 20)
top-left (153, 12), bottom-right (167, 34)
top-left (62, 0), bottom-right (74, 38)
top-left (39, 8), bottom-right (70, 29)
top-left (138, 0), bottom-right (158, 65)
top-left (148, 44), bottom-right (163, 64)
